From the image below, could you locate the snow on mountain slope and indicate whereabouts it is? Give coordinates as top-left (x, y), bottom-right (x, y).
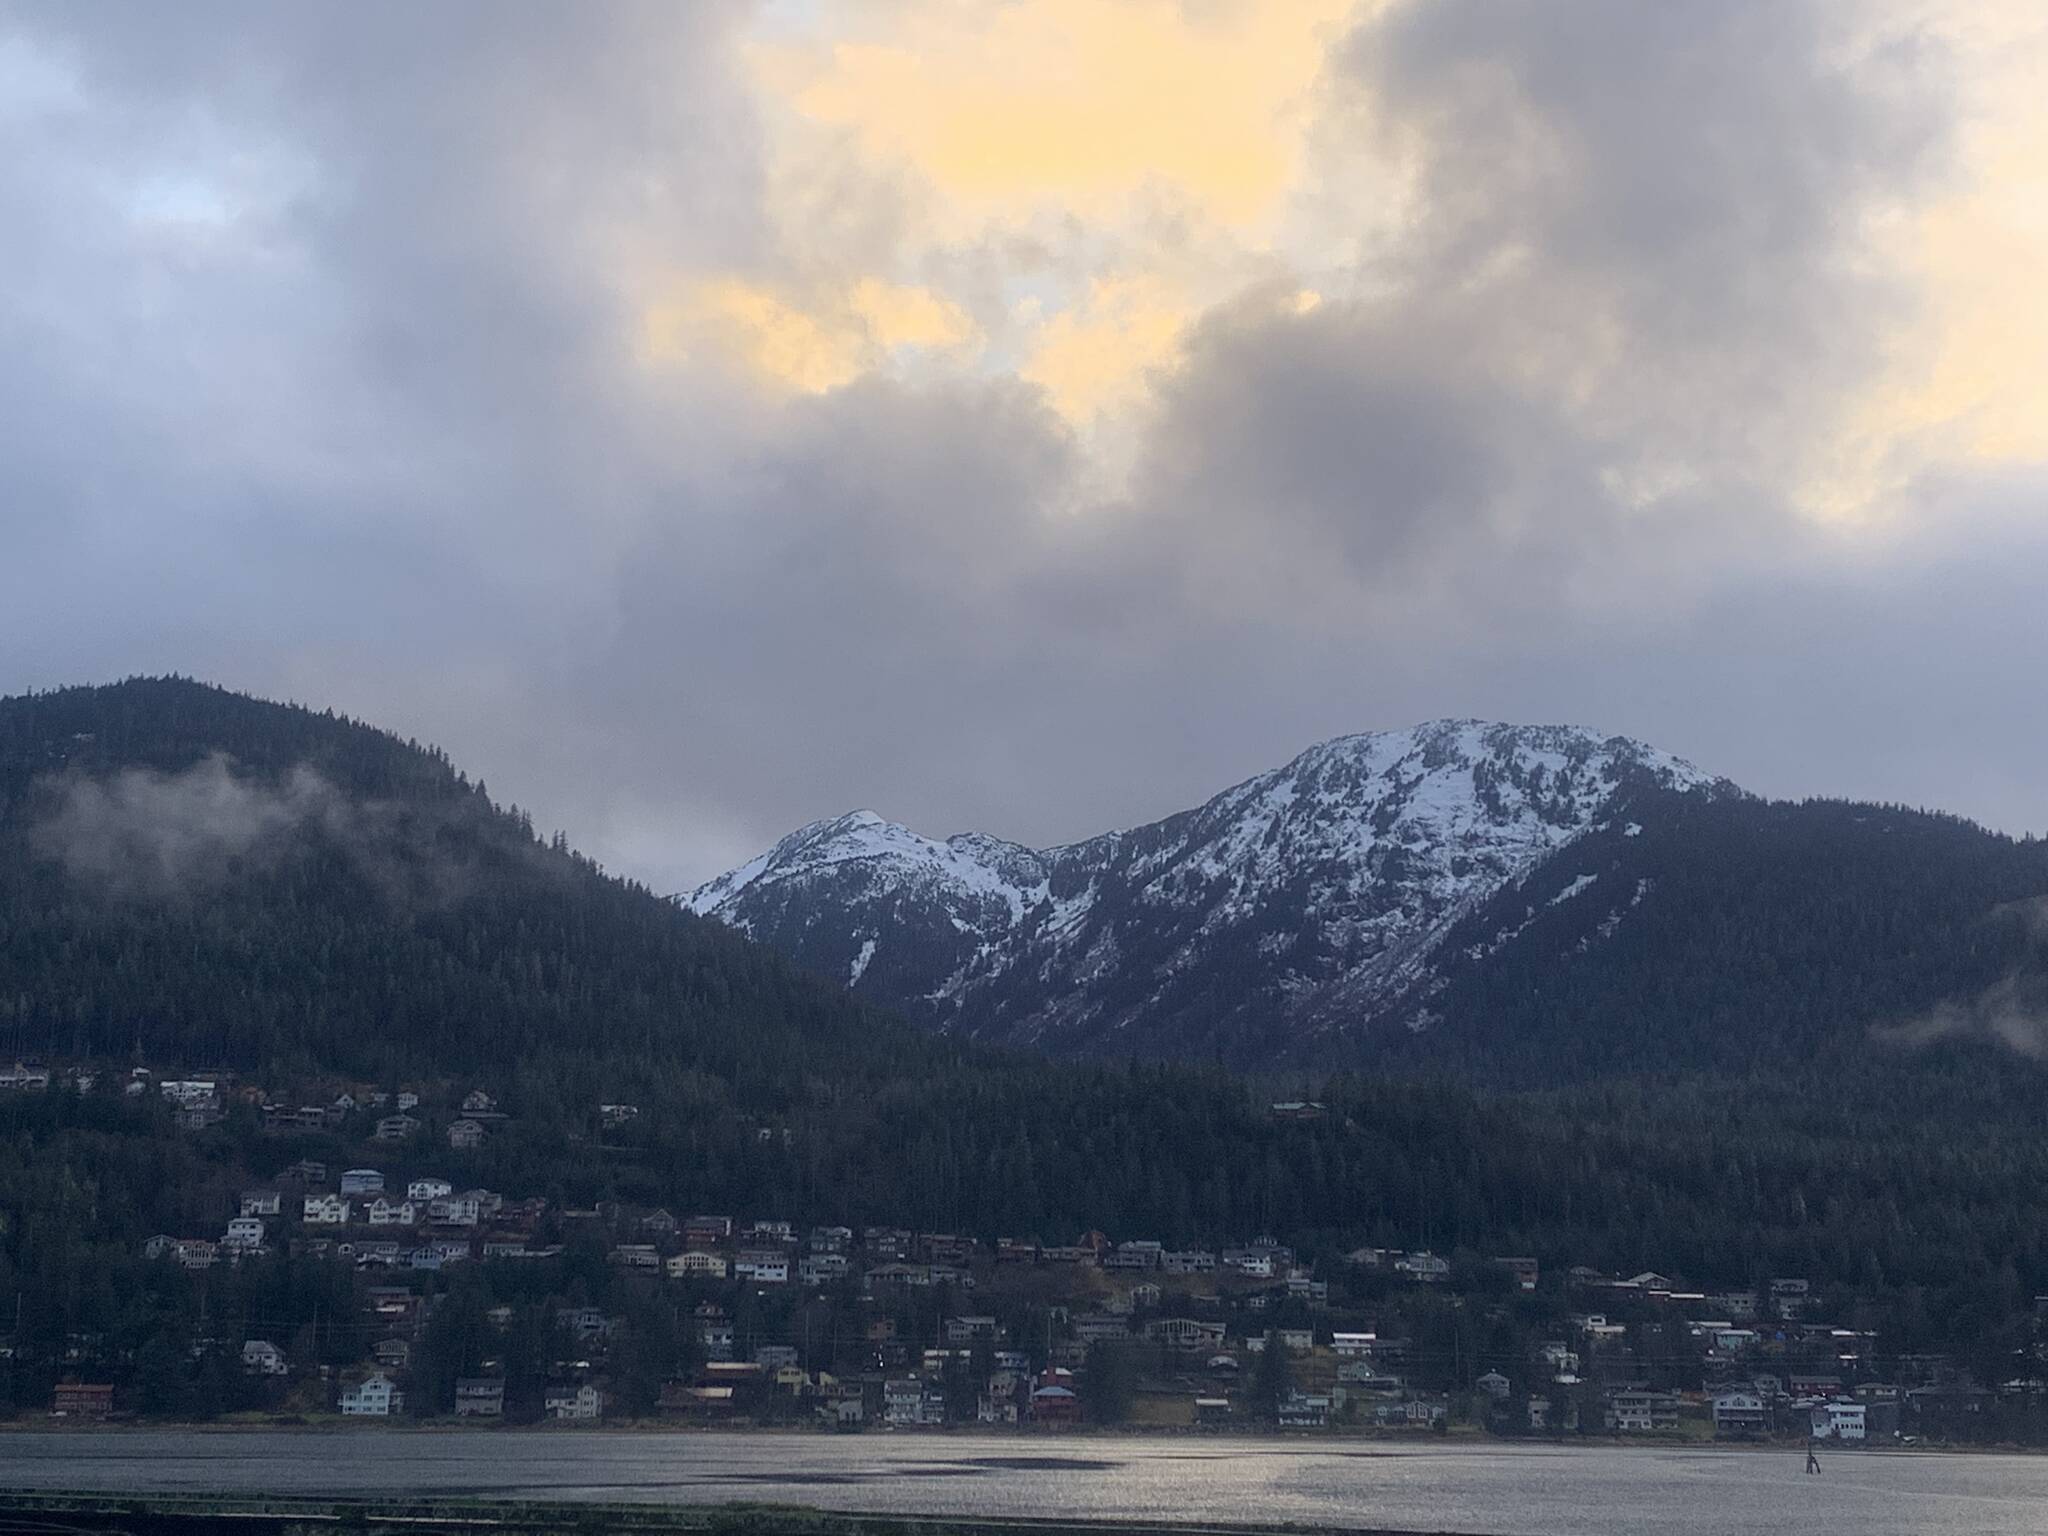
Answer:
top-left (686, 721), bottom-right (1734, 1061)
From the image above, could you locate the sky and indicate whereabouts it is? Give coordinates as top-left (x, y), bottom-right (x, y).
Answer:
top-left (5, 0), bottom-right (2048, 892)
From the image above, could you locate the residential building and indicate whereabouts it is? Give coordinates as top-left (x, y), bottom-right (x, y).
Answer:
top-left (303, 1195), bottom-right (351, 1225)
top-left (447, 1119), bottom-right (485, 1151)
top-left (455, 1377), bottom-right (506, 1417)
top-left (340, 1373), bottom-right (403, 1416)
top-left (52, 1382), bottom-right (114, 1419)
top-left (668, 1251), bottom-right (728, 1281)
top-left (223, 1217), bottom-right (266, 1250)
top-left (1713, 1391), bottom-right (1769, 1436)
top-left (372, 1114), bottom-right (420, 1142)
top-left (242, 1339), bottom-right (288, 1376)
top-left (240, 1189), bottom-right (283, 1218)
top-left (545, 1383), bottom-right (605, 1420)
top-left (1606, 1390), bottom-right (1681, 1432)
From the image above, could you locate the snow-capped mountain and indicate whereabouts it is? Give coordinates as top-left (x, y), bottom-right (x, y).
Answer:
top-left (686, 720), bottom-right (1736, 1063)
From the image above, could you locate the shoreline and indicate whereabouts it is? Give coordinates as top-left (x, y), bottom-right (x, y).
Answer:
top-left (0, 1420), bottom-right (2027, 1456)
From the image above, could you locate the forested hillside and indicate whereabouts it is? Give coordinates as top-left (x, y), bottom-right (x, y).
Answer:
top-left (6, 678), bottom-right (2048, 1423)
top-left (1383, 793), bottom-right (2048, 1084)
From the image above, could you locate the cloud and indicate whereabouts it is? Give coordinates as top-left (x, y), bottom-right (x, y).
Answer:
top-left (3, 0), bottom-right (2048, 899)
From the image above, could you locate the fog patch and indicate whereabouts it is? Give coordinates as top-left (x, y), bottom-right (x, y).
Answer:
top-left (1875, 897), bottom-right (2048, 1058)
top-left (28, 753), bottom-right (499, 907)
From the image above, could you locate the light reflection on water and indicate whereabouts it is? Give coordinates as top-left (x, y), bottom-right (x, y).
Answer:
top-left (2, 1431), bottom-right (2045, 1536)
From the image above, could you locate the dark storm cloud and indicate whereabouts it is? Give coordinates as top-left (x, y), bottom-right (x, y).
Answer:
top-left (1, 0), bottom-right (2042, 895)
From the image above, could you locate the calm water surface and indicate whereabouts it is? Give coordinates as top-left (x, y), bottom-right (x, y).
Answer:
top-left (2, 1431), bottom-right (2045, 1536)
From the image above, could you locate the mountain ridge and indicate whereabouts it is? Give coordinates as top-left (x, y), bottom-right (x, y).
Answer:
top-left (687, 719), bottom-right (1738, 1062)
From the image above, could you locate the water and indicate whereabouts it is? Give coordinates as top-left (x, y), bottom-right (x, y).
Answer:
top-left (2, 1430), bottom-right (2045, 1536)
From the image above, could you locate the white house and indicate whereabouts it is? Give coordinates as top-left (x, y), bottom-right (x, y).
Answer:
top-left (1714, 1391), bottom-right (1768, 1435)
top-left (734, 1253), bottom-right (789, 1284)
top-left (366, 1198), bottom-right (418, 1227)
top-left (340, 1169), bottom-right (385, 1196)
top-left (408, 1178), bottom-right (453, 1201)
top-left (545, 1383), bottom-right (604, 1420)
top-left (1476, 1371), bottom-right (1511, 1400)
top-left (223, 1217), bottom-right (266, 1250)
top-left (1814, 1401), bottom-right (1866, 1440)
top-left (340, 1373), bottom-right (402, 1416)
top-left (241, 1339), bottom-right (288, 1376)
top-left (669, 1251), bottom-right (728, 1280)
top-left (303, 1195), bottom-right (352, 1225)
top-left (240, 1189), bottom-right (283, 1218)
top-left (1396, 1251), bottom-right (1451, 1283)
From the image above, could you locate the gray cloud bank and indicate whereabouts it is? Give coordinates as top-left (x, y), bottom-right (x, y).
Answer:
top-left (3, 1), bottom-right (2044, 894)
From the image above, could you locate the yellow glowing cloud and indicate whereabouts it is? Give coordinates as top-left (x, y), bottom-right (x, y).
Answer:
top-left (1021, 275), bottom-right (1190, 426)
top-left (1823, 3), bottom-right (2048, 512)
top-left (641, 277), bottom-right (977, 394)
top-left (754, 0), bottom-right (1354, 236)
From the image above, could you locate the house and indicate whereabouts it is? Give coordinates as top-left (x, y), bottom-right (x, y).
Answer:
top-left (1278, 1391), bottom-right (1332, 1427)
top-left (944, 1316), bottom-right (999, 1346)
top-left (408, 1178), bottom-right (453, 1201)
top-left (798, 1253), bottom-right (847, 1285)
top-left (1476, 1370), bottom-right (1511, 1400)
top-left (668, 1251), bottom-right (728, 1281)
top-left (685, 1215), bottom-right (733, 1248)
top-left (372, 1114), bottom-right (420, 1142)
top-left (599, 1102), bottom-right (639, 1129)
top-left (733, 1252), bottom-right (789, 1285)
top-left (610, 1244), bottom-right (662, 1270)
top-left (242, 1339), bottom-right (288, 1376)
top-left (545, 1383), bottom-right (605, 1420)
top-left (1274, 1327), bottom-right (1314, 1354)
top-left (374, 1338), bottom-right (412, 1371)
top-left (1194, 1396), bottom-right (1233, 1426)
top-left (1333, 1332), bottom-right (1378, 1356)
top-left (303, 1195), bottom-right (351, 1225)
top-left (755, 1344), bottom-right (800, 1370)
top-left (366, 1198), bottom-right (418, 1227)
top-left (1108, 1240), bottom-right (1163, 1270)
top-left (1493, 1256), bottom-right (1541, 1291)
top-left (1337, 1361), bottom-right (1405, 1391)
top-left (447, 1119), bottom-right (485, 1151)
top-left (557, 1307), bottom-right (618, 1342)
top-left (240, 1189), bottom-right (283, 1218)
top-left (1376, 1397), bottom-right (1448, 1427)
top-left (1813, 1400), bottom-right (1866, 1440)
top-left (1606, 1390), bottom-right (1681, 1432)
top-left (699, 1320), bottom-right (736, 1360)
top-left (174, 1239), bottom-right (219, 1270)
top-left (1072, 1314), bottom-right (1130, 1344)
top-left (461, 1090), bottom-right (498, 1114)
top-left (1030, 1381), bottom-right (1082, 1425)
top-left (1162, 1249), bottom-right (1217, 1274)
top-left (426, 1195), bottom-right (481, 1226)
top-left (222, 1216), bottom-right (266, 1250)
top-left (455, 1377), bottom-right (506, 1417)
top-left (1527, 1395), bottom-right (1552, 1431)
top-left (641, 1208), bottom-right (679, 1238)
top-left (1714, 1391), bottom-right (1769, 1436)
top-left (1396, 1251), bottom-right (1451, 1283)
top-left (0, 1062), bottom-right (51, 1092)
top-left (1145, 1318), bottom-right (1228, 1350)
top-left (878, 1377), bottom-right (944, 1426)
top-left (51, 1382), bottom-right (114, 1419)
top-left (341, 1373), bottom-right (403, 1416)
top-left (285, 1159), bottom-right (328, 1185)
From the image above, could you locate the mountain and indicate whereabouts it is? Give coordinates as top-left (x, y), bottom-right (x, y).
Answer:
top-left (691, 720), bottom-right (2048, 1073)
top-left (0, 676), bottom-right (907, 1078)
top-left (688, 721), bottom-right (1734, 1063)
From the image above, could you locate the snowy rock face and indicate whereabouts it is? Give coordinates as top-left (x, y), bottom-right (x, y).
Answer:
top-left (686, 721), bottom-right (1732, 1063)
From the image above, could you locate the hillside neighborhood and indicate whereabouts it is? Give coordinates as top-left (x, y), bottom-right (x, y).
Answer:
top-left (18, 1064), bottom-right (2042, 1443)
